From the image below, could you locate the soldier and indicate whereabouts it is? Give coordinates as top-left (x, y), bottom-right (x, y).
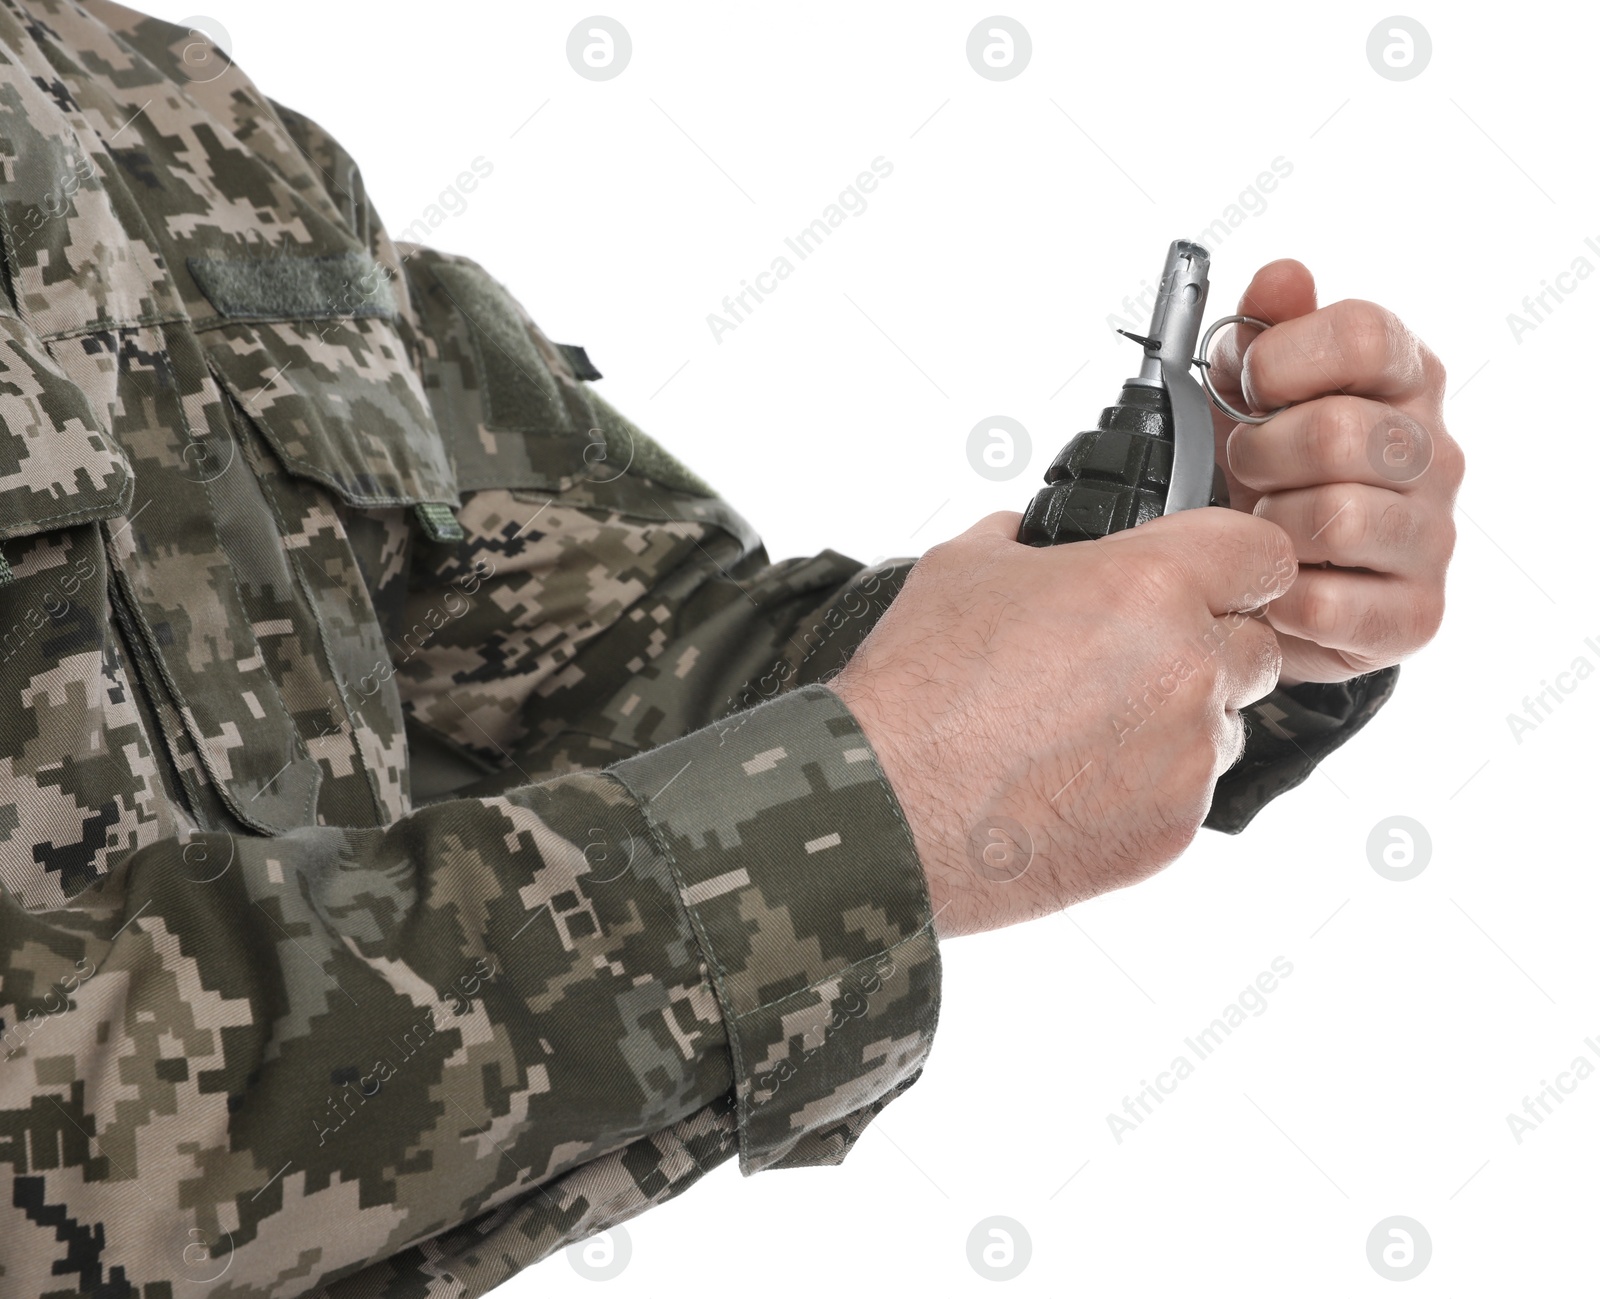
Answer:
top-left (0, 2), bottom-right (1461, 1296)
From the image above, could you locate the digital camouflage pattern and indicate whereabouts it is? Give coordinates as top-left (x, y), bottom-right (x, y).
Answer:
top-left (0, 2), bottom-right (1394, 1295)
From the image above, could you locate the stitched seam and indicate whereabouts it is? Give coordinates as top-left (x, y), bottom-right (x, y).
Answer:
top-left (166, 349), bottom-right (318, 829)
top-left (733, 926), bottom-right (935, 1023)
top-left (0, 469), bottom-right (132, 536)
top-left (604, 767), bottom-right (755, 1162)
top-left (39, 311), bottom-right (190, 343)
top-left (208, 369), bottom-right (451, 508)
top-left (609, 686), bottom-right (944, 1166)
top-left (105, 560), bottom-right (208, 827)
top-left (524, 726), bottom-right (643, 757)
top-left (234, 404), bottom-right (391, 826)
top-left (198, 371), bottom-right (319, 829)
top-left (0, 187), bottom-right (23, 318)
top-left (189, 309), bottom-right (397, 329)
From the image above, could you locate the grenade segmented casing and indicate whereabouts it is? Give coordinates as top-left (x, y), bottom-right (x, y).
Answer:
top-left (1018, 240), bottom-right (1226, 547)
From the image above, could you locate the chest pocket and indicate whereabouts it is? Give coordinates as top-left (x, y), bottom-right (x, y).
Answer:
top-left (0, 313), bottom-right (187, 906)
top-left (0, 317), bottom-right (132, 553)
top-left (188, 253), bottom-right (456, 510)
top-left (41, 254), bottom-right (459, 838)
top-left (0, 54), bottom-right (449, 836)
top-left (170, 253), bottom-right (461, 831)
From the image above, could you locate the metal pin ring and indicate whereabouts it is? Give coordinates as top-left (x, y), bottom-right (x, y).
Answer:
top-left (1198, 314), bottom-right (1288, 426)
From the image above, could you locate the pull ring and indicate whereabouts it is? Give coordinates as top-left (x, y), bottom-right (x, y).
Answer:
top-left (1197, 314), bottom-right (1289, 426)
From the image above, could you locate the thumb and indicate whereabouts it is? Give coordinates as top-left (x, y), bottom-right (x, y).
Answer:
top-left (1207, 259), bottom-right (1318, 408)
top-left (968, 510), bottom-right (1025, 541)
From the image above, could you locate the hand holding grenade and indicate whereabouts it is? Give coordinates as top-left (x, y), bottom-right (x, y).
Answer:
top-left (1018, 239), bottom-right (1282, 547)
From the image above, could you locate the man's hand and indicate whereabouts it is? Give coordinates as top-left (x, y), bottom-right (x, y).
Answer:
top-left (1206, 260), bottom-right (1465, 685)
top-left (832, 508), bottom-right (1296, 938)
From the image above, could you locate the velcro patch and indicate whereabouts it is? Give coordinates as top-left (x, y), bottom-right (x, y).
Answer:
top-left (188, 252), bottom-right (398, 320)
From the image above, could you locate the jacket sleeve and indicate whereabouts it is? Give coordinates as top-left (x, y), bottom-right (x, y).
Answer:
top-left (2, 626), bottom-right (938, 1298)
top-left (0, 140), bottom-right (940, 1299)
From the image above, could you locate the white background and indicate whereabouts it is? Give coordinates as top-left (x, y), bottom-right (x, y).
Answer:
top-left (143, 2), bottom-right (1597, 1293)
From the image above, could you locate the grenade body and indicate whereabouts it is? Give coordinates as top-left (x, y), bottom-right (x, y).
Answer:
top-left (1017, 382), bottom-right (1228, 547)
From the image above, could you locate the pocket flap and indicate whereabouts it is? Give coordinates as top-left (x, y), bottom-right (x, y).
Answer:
top-left (0, 315), bottom-right (132, 541)
top-left (199, 313), bottom-right (457, 509)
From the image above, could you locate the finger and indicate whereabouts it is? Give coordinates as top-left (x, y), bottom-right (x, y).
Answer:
top-left (1207, 259), bottom-right (1318, 409)
top-left (1239, 299), bottom-right (1434, 410)
top-left (1254, 483), bottom-right (1433, 573)
top-left (1263, 567), bottom-right (1440, 663)
top-left (1275, 629), bottom-right (1376, 685)
top-left (1228, 396), bottom-right (1436, 495)
top-left (1104, 507), bottom-right (1298, 616)
top-left (1210, 613), bottom-right (1285, 711)
top-left (971, 510), bottom-right (1025, 541)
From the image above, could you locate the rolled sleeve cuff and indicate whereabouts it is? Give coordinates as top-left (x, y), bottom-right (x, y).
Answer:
top-left (611, 684), bottom-right (941, 1174)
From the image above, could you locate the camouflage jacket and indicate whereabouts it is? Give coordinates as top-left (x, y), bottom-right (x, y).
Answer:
top-left (0, 2), bottom-right (1396, 1295)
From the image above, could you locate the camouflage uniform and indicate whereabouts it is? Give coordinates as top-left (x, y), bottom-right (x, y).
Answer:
top-left (0, 2), bottom-right (1396, 1295)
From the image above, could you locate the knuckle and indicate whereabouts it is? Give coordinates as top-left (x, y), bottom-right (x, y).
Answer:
top-left (1336, 299), bottom-right (1404, 374)
top-left (918, 537), bottom-right (959, 573)
top-left (1122, 548), bottom-right (1190, 611)
top-left (1433, 514), bottom-right (1458, 564)
top-left (1298, 579), bottom-right (1345, 641)
top-left (1420, 344), bottom-right (1447, 393)
top-left (1366, 408), bottom-right (1433, 484)
top-left (1304, 398), bottom-right (1366, 471)
top-left (1418, 588), bottom-right (1447, 641)
top-left (1436, 431), bottom-right (1467, 487)
top-left (1179, 646), bottom-right (1221, 702)
top-left (1319, 488), bottom-right (1368, 552)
